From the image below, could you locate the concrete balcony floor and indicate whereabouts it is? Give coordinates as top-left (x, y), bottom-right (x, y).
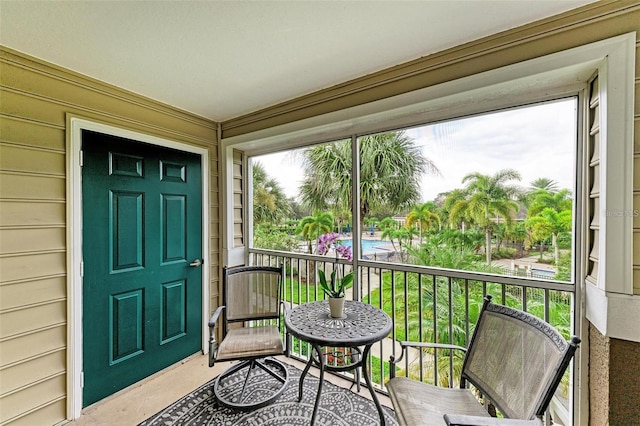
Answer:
top-left (69, 354), bottom-right (392, 425)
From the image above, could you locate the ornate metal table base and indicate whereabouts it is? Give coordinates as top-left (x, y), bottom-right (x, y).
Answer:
top-left (285, 301), bottom-right (393, 426)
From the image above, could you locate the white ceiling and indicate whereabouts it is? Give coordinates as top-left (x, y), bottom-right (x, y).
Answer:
top-left (0, 1), bottom-right (597, 122)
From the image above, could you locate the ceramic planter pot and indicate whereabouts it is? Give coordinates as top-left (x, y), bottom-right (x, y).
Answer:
top-left (329, 297), bottom-right (345, 318)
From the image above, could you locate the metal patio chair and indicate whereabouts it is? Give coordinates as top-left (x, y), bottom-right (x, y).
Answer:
top-left (208, 265), bottom-right (288, 410)
top-left (387, 295), bottom-right (580, 426)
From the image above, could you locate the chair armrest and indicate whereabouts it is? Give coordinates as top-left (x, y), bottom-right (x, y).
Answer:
top-left (390, 340), bottom-right (467, 378)
top-left (208, 306), bottom-right (225, 367)
top-left (208, 306), bottom-right (225, 328)
top-left (281, 301), bottom-right (292, 357)
top-left (444, 414), bottom-right (543, 426)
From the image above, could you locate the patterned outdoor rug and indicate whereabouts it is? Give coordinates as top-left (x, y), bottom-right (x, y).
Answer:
top-left (139, 362), bottom-right (398, 426)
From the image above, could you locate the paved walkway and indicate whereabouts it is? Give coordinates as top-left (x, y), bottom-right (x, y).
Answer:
top-left (492, 254), bottom-right (557, 276)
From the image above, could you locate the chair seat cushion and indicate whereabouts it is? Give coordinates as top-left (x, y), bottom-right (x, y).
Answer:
top-left (387, 377), bottom-right (490, 426)
top-left (216, 326), bottom-right (284, 361)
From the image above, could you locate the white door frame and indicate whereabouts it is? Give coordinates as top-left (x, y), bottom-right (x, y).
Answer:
top-left (67, 117), bottom-right (211, 419)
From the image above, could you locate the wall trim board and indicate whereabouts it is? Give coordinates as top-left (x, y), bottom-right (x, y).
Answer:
top-left (0, 46), bottom-right (217, 131)
top-left (221, 1), bottom-right (639, 138)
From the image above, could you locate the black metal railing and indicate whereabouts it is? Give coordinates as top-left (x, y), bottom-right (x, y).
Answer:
top-left (249, 247), bottom-right (575, 421)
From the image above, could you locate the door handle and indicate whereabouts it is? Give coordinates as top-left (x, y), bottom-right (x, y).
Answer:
top-left (189, 258), bottom-right (203, 267)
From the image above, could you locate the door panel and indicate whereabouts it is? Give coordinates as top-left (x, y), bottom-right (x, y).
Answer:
top-left (111, 191), bottom-right (144, 271)
top-left (82, 130), bottom-right (203, 406)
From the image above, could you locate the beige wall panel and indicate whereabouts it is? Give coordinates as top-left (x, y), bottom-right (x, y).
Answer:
top-left (210, 221), bottom-right (219, 237)
top-left (635, 119), bottom-right (640, 154)
top-left (0, 59), bottom-right (215, 141)
top-left (0, 90), bottom-right (66, 127)
top-left (209, 176), bottom-right (220, 192)
top-left (0, 172), bottom-right (65, 201)
top-left (635, 80), bottom-right (640, 114)
top-left (636, 42), bottom-right (640, 76)
top-left (209, 207), bottom-right (220, 222)
top-left (634, 269), bottom-right (640, 293)
top-left (0, 201), bottom-right (65, 227)
top-left (0, 349), bottom-right (65, 395)
top-left (0, 301), bottom-right (65, 339)
top-left (209, 159), bottom-right (219, 175)
top-left (6, 400), bottom-right (66, 426)
top-left (634, 231), bottom-right (640, 267)
top-left (0, 117), bottom-right (65, 151)
top-left (0, 325), bottom-right (65, 367)
top-left (0, 252), bottom-right (65, 283)
top-left (634, 193), bottom-right (640, 229)
top-left (0, 374), bottom-right (65, 424)
top-left (0, 227), bottom-right (65, 255)
top-left (0, 277), bottom-right (66, 311)
top-left (0, 144), bottom-right (65, 175)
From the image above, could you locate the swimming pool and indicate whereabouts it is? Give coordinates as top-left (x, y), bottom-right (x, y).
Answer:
top-left (340, 239), bottom-right (390, 255)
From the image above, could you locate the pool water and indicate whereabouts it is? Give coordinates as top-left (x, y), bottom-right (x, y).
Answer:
top-left (340, 239), bottom-right (390, 255)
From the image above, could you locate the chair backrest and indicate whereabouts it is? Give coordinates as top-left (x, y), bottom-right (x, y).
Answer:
top-left (221, 265), bottom-right (284, 334)
top-left (461, 296), bottom-right (580, 420)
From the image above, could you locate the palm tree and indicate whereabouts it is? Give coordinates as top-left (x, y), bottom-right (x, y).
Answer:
top-left (406, 202), bottom-right (440, 244)
top-left (526, 207), bottom-right (571, 264)
top-left (443, 189), bottom-right (470, 231)
top-left (252, 162), bottom-right (292, 224)
top-left (298, 132), bottom-right (439, 233)
top-left (450, 169), bottom-right (522, 264)
top-left (528, 188), bottom-right (572, 217)
top-left (332, 207), bottom-right (352, 234)
top-left (529, 177), bottom-right (559, 193)
top-left (296, 210), bottom-right (333, 254)
top-left (522, 178), bottom-right (561, 207)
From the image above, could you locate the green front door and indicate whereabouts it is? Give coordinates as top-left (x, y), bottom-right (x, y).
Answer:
top-left (81, 130), bottom-right (203, 406)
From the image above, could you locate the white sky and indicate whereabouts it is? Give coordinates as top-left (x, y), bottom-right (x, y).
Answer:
top-left (254, 98), bottom-right (577, 202)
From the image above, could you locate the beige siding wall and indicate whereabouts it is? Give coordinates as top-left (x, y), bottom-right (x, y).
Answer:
top-left (0, 47), bottom-right (218, 424)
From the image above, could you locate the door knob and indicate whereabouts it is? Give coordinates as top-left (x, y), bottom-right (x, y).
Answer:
top-left (189, 258), bottom-right (203, 267)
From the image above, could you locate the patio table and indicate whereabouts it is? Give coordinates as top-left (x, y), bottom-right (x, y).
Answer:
top-left (284, 300), bottom-right (393, 425)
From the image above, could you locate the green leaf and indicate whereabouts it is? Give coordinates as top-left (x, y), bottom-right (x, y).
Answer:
top-left (340, 273), bottom-right (354, 287)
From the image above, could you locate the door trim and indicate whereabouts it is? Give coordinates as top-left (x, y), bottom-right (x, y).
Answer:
top-left (67, 116), bottom-right (211, 419)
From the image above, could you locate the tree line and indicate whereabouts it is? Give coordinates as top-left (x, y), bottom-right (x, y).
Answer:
top-left (253, 131), bottom-right (572, 278)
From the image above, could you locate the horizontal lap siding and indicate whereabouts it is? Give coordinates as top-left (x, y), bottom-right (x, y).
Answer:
top-left (0, 47), bottom-right (218, 424)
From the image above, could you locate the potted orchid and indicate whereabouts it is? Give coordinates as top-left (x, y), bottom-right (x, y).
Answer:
top-left (317, 232), bottom-right (354, 318)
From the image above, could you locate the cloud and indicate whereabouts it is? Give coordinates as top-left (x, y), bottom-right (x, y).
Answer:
top-left (410, 99), bottom-right (577, 199)
top-left (255, 98), bottom-right (577, 202)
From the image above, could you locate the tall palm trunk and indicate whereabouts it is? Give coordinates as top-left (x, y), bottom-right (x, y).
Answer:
top-left (485, 229), bottom-right (492, 264)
